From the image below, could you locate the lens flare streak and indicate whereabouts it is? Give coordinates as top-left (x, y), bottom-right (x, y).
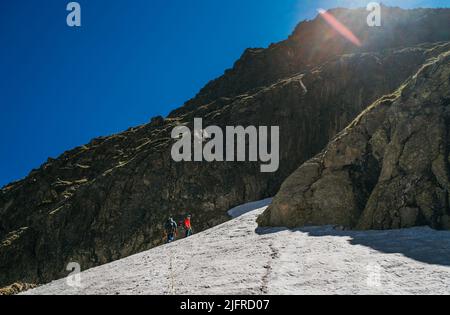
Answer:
top-left (318, 8), bottom-right (362, 47)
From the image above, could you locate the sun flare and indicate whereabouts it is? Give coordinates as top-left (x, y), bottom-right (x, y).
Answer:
top-left (317, 8), bottom-right (363, 47)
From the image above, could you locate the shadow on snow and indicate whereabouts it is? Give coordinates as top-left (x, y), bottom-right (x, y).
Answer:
top-left (256, 225), bottom-right (450, 267)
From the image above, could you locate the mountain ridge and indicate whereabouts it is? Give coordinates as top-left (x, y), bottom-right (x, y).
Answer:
top-left (170, 6), bottom-right (450, 118)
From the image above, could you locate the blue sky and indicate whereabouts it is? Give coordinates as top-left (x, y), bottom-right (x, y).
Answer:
top-left (0, 0), bottom-right (448, 187)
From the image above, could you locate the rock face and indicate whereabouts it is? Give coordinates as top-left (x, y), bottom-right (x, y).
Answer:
top-left (1, 7), bottom-right (450, 288)
top-left (258, 50), bottom-right (450, 230)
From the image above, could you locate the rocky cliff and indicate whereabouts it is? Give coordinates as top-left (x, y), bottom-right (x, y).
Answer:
top-left (171, 6), bottom-right (450, 117)
top-left (1, 6), bottom-right (450, 288)
top-left (258, 49), bottom-right (450, 230)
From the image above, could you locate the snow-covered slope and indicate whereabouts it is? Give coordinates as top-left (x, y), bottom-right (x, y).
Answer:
top-left (227, 198), bottom-right (272, 218)
top-left (24, 201), bottom-right (450, 295)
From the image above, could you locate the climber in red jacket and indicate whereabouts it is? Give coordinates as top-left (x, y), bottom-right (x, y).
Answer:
top-left (183, 214), bottom-right (193, 238)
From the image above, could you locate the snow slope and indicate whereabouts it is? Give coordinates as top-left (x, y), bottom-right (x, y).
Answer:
top-left (24, 201), bottom-right (450, 295)
top-left (227, 198), bottom-right (272, 218)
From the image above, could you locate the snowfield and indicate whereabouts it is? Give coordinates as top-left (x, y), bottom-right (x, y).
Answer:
top-left (24, 201), bottom-right (450, 295)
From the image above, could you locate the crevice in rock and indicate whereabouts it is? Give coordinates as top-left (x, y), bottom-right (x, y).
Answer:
top-left (347, 148), bottom-right (382, 226)
top-left (414, 205), bottom-right (428, 227)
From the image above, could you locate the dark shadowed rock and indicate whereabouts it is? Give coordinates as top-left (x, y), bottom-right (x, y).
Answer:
top-left (258, 50), bottom-right (450, 230)
top-left (150, 116), bottom-right (165, 127)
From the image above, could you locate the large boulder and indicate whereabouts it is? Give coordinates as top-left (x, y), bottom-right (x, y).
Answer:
top-left (258, 50), bottom-right (450, 230)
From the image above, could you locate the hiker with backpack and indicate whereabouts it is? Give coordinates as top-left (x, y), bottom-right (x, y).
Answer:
top-left (183, 214), bottom-right (193, 238)
top-left (164, 216), bottom-right (178, 243)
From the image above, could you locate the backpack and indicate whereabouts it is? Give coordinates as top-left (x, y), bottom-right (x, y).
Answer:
top-left (165, 219), bottom-right (177, 233)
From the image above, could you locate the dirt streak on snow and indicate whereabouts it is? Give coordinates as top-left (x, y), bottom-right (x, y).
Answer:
top-left (23, 202), bottom-right (450, 295)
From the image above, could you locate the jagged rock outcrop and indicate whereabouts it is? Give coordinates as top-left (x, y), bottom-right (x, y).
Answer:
top-left (258, 50), bottom-right (450, 230)
top-left (1, 7), bottom-right (450, 288)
